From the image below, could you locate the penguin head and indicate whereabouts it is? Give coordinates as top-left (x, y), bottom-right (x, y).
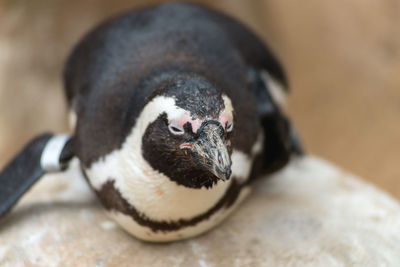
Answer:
top-left (141, 74), bottom-right (234, 189)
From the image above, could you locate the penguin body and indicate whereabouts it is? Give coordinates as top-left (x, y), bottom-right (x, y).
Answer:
top-left (62, 3), bottom-right (299, 242)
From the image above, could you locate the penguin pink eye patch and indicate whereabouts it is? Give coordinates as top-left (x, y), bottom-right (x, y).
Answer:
top-left (168, 113), bottom-right (233, 135)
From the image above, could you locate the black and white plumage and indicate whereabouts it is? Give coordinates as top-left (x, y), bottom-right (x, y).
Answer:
top-left (0, 3), bottom-right (302, 242)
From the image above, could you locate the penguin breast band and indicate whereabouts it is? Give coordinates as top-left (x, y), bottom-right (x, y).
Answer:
top-left (0, 3), bottom-right (303, 242)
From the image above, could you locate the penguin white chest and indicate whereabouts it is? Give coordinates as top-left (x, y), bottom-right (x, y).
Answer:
top-left (84, 145), bottom-right (251, 242)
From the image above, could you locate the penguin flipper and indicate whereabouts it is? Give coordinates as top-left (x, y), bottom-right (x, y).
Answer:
top-left (0, 133), bottom-right (74, 218)
top-left (248, 68), bottom-right (304, 175)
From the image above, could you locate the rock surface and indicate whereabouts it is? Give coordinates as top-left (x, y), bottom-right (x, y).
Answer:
top-left (1, 156), bottom-right (399, 266)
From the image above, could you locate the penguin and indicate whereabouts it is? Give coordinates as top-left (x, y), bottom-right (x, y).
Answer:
top-left (0, 3), bottom-right (302, 242)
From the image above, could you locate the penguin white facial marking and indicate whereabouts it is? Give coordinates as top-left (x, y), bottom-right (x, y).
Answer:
top-left (232, 132), bottom-right (264, 183)
top-left (221, 94), bottom-right (234, 118)
top-left (137, 96), bottom-right (187, 136)
top-left (260, 70), bottom-right (287, 110)
top-left (219, 94), bottom-right (234, 132)
top-left (231, 151), bottom-right (251, 183)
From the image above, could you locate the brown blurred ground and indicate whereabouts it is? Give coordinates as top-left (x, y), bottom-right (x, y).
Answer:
top-left (0, 0), bottom-right (399, 198)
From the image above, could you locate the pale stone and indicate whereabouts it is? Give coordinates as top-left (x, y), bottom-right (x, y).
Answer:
top-left (0, 156), bottom-right (399, 266)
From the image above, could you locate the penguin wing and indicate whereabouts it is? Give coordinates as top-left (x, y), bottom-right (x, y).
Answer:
top-left (0, 134), bottom-right (74, 218)
top-left (248, 68), bottom-right (303, 176)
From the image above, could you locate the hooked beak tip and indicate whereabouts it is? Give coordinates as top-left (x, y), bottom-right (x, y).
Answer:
top-left (214, 167), bottom-right (232, 181)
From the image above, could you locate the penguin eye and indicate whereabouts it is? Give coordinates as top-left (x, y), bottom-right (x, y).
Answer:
top-left (226, 121), bottom-right (233, 132)
top-left (168, 123), bottom-right (185, 135)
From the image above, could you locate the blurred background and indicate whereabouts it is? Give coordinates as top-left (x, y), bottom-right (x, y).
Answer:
top-left (0, 0), bottom-right (399, 198)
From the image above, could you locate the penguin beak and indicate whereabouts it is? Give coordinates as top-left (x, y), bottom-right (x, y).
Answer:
top-left (181, 121), bottom-right (232, 181)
